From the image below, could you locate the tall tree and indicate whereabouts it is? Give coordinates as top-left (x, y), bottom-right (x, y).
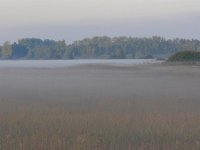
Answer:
top-left (2, 41), bottom-right (12, 59)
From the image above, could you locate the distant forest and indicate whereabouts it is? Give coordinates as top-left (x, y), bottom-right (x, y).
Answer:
top-left (0, 36), bottom-right (200, 59)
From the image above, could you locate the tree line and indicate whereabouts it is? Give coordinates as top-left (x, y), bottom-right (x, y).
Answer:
top-left (0, 36), bottom-right (200, 59)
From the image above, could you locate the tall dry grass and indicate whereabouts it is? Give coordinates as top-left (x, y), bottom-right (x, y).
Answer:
top-left (0, 98), bottom-right (200, 150)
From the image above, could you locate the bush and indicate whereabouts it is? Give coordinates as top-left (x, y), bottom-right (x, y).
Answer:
top-left (168, 51), bottom-right (200, 62)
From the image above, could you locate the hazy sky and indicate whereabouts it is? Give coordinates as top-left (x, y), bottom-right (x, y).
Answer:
top-left (0, 0), bottom-right (200, 43)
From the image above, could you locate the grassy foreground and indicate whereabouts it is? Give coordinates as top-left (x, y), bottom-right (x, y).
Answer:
top-left (0, 98), bottom-right (200, 150)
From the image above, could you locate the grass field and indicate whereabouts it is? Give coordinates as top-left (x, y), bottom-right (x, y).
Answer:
top-left (0, 64), bottom-right (200, 149)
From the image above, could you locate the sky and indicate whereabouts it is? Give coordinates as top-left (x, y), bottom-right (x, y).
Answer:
top-left (0, 0), bottom-right (200, 44)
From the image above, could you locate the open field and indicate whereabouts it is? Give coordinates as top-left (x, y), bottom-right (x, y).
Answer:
top-left (0, 63), bottom-right (200, 149)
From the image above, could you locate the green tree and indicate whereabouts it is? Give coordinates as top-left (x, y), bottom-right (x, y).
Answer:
top-left (54, 41), bottom-right (67, 59)
top-left (110, 49), bottom-right (126, 59)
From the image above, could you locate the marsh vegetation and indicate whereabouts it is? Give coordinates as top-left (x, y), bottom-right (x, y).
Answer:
top-left (0, 63), bottom-right (200, 149)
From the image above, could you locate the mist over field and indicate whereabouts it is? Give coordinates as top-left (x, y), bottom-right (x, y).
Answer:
top-left (0, 61), bottom-right (200, 149)
top-left (0, 61), bottom-right (199, 102)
